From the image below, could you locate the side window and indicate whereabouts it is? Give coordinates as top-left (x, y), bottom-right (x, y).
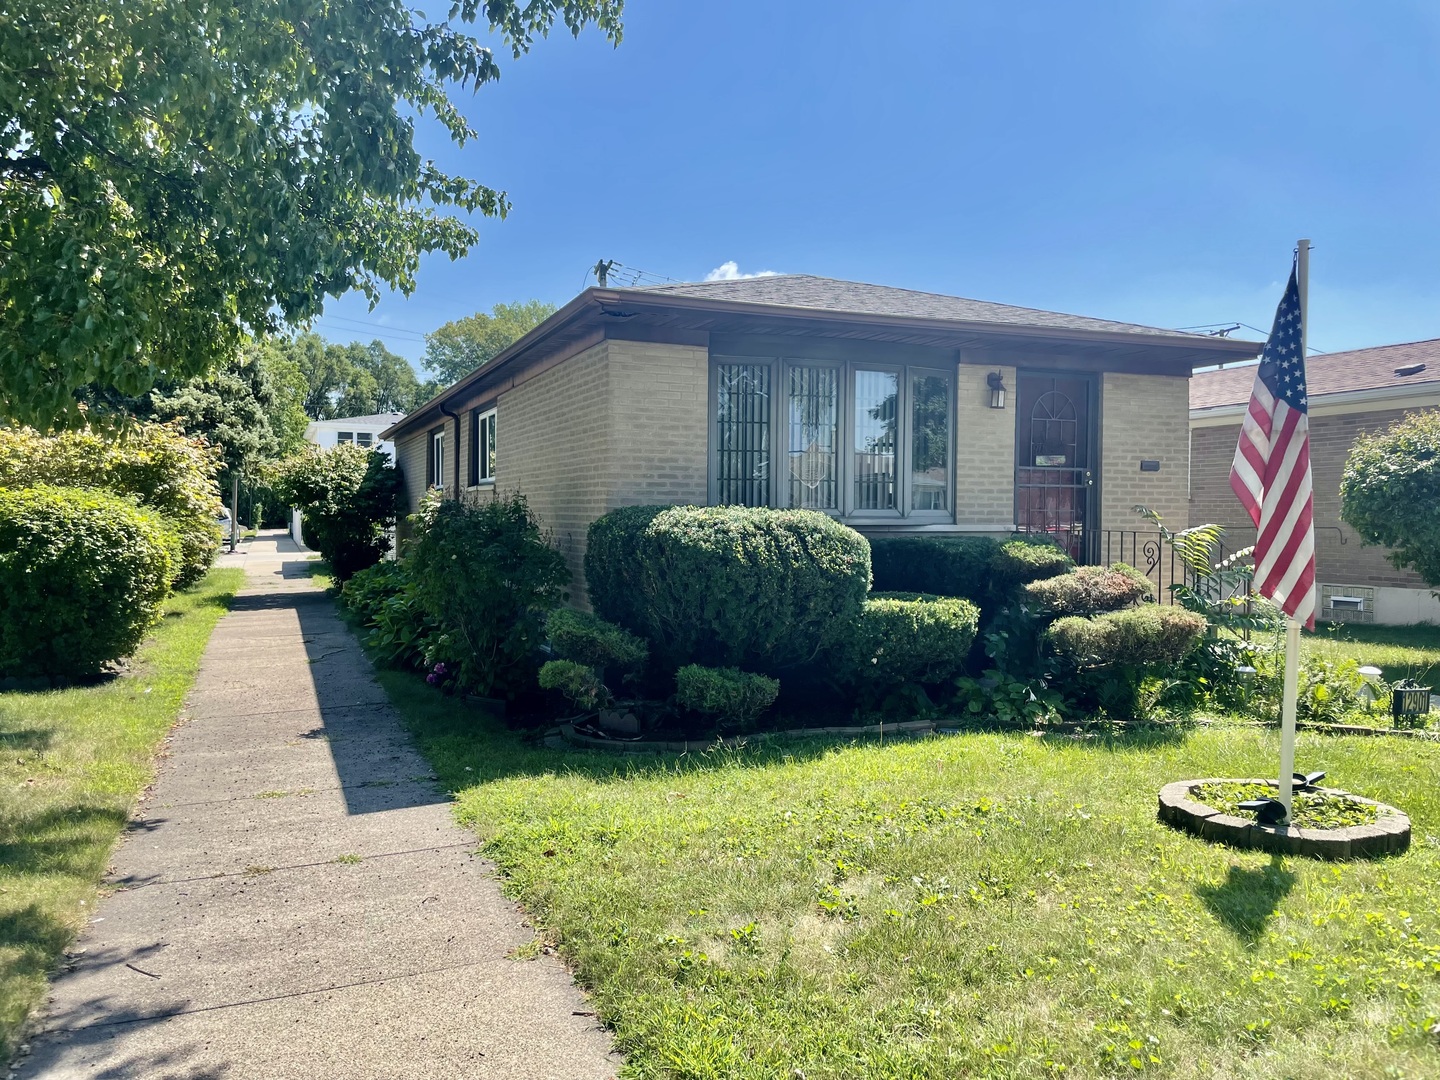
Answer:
top-left (428, 429), bottom-right (445, 488)
top-left (336, 431), bottom-right (354, 444)
top-left (470, 408), bottom-right (497, 485)
top-left (356, 432), bottom-right (374, 448)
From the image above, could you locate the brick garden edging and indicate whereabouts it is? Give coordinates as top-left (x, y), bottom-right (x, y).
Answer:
top-left (1158, 778), bottom-right (1411, 859)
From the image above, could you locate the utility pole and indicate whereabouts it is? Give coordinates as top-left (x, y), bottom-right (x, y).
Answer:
top-left (592, 258), bottom-right (616, 287)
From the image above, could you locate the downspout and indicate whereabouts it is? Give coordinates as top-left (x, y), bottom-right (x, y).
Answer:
top-left (439, 401), bottom-right (461, 499)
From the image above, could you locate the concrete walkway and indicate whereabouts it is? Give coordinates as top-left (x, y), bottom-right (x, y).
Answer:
top-left (17, 532), bottom-right (619, 1079)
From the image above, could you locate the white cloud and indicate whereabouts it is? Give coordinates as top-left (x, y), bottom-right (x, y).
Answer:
top-left (704, 260), bottom-right (780, 282)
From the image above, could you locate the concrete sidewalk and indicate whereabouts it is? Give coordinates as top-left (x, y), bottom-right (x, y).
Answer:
top-left (17, 532), bottom-right (619, 1079)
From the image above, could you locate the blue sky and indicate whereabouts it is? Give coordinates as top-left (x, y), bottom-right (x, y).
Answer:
top-left (319, 0), bottom-right (1440, 369)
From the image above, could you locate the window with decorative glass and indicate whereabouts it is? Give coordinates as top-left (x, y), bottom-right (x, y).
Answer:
top-left (710, 356), bottom-right (952, 520)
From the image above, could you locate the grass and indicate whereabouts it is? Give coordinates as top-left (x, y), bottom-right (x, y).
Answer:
top-left (371, 663), bottom-right (1440, 1080)
top-left (0, 568), bottom-right (244, 1063)
top-left (1305, 621), bottom-right (1440, 691)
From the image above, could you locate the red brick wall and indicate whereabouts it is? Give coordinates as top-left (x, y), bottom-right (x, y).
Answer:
top-left (1190, 407), bottom-right (1436, 588)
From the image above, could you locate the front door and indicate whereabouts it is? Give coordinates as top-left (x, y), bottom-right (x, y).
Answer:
top-left (1014, 372), bottom-right (1096, 563)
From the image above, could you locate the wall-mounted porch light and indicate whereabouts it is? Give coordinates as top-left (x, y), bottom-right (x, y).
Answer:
top-left (986, 371), bottom-right (1007, 410)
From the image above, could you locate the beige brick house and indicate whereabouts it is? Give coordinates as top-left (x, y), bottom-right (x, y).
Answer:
top-left (382, 276), bottom-right (1256, 602)
top-left (1190, 339), bottom-right (1440, 625)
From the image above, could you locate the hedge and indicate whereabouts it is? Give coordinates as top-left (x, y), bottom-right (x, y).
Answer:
top-left (1045, 605), bottom-right (1208, 668)
top-left (1023, 563), bottom-right (1153, 616)
top-left (0, 486), bottom-right (178, 676)
top-left (869, 535), bottom-right (1072, 604)
top-left (843, 592), bottom-right (980, 686)
top-left (0, 423), bottom-right (221, 588)
top-left (585, 505), bottom-right (871, 674)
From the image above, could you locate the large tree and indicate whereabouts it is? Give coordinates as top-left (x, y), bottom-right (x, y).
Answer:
top-left (424, 299), bottom-right (557, 387)
top-left (0, 0), bottom-right (623, 426)
top-left (1340, 409), bottom-right (1440, 587)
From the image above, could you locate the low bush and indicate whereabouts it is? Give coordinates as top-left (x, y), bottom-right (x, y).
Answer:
top-left (843, 592), bottom-right (980, 687)
top-left (270, 444), bottom-right (403, 581)
top-left (340, 560), bottom-right (411, 626)
top-left (1024, 563), bottom-right (1153, 616)
top-left (675, 665), bottom-right (780, 733)
top-left (990, 539), bottom-right (1073, 594)
top-left (546, 608), bottom-right (648, 675)
top-left (585, 505), bottom-right (870, 675)
top-left (0, 486), bottom-right (178, 676)
top-left (538, 659), bottom-right (608, 713)
top-left (409, 492), bottom-right (569, 698)
top-left (0, 423), bottom-right (222, 587)
top-left (1045, 606), bottom-right (1207, 668)
top-left (869, 536), bottom-right (996, 601)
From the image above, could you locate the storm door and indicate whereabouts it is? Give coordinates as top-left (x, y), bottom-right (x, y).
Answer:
top-left (1014, 373), bottom-right (1096, 563)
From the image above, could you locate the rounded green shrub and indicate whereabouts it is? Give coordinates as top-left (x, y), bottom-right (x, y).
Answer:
top-left (270, 444), bottom-right (403, 581)
top-left (0, 486), bottom-right (178, 676)
top-left (675, 664), bottom-right (780, 732)
top-left (546, 608), bottom-right (648, 674)
top-left (1045, 606), bottom-right (1207, 667)
top-left (585, 505), bottom-right (870, 674)
top-left (1023, 562), bottom-right (1153, 616)
top-left (340, 561), bottom-right (411, 626)
top-left (0, 423), bottom-right (222, 588)
top-left (844, 592), bottom-right (980, 686)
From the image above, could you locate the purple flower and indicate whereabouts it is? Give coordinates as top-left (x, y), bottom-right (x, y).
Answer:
top-left (426, 673), bottom-right (438, 685)
top-left (433, 662), bottom-right (448, 676)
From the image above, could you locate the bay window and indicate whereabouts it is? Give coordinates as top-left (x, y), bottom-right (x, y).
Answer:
top-left (710, 355), bottom-right (953, 521)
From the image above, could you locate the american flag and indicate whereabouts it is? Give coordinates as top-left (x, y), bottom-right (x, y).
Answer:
top-left (1229, 264), bottom-right (1316, 628)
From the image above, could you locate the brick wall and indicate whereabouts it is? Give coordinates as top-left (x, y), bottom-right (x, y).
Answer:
top-left (955, 364), bottom-right (1017, 529)
top-left (605, 340), bottom-right (709, 508)
top-left (498, 342), bottom-right (612, 603)
top-left (394, 425), bottom-right (435, 517)
top-left (1191, 406), bottom-right (1434, 589)
top-left (1100, 372), bottom-right (1190, 533)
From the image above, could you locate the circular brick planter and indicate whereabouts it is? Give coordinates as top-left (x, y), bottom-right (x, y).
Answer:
top-left (1158, 778), bottom-right (1410, 859)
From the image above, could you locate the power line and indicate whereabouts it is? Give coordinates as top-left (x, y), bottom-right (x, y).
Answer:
top-left (314, 313), bottom-right (428, 340)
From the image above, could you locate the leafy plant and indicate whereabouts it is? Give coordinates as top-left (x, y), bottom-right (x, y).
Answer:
top-left (269, 444), bottom-right (403, 580)
top-left (408, 492), bottom-right (569, 698)
top-left (546, 608), bottom-right (648, 676)
top-left (0, 485), bottom-right (177, 676)
top-left (1193, 781), bottom-right (1379, 829)
top-left (674, 665), bottom-right (780, 734)
top-left (952, 670), bottom-right (1064, 728)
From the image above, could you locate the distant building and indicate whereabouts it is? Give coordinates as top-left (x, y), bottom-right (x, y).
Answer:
top-left (1191, 340), bottom-right (1440, 625)
top-left (291, 412), bottom-right (405, 547)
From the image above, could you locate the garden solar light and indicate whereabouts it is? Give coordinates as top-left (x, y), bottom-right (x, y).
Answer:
top-left (1293, 770), bottom-right (1326, 791)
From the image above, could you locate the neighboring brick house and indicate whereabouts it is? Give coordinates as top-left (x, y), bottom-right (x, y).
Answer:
top-left (1191, 339), bottom-right (1440, 625)
top-left (382, 275), bottom-right (1257, 604)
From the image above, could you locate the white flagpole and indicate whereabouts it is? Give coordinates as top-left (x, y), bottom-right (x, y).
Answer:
top-left (1277, 238), bottom-right (1311, 823)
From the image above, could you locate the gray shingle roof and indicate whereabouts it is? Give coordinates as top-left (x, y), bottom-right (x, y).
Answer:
top-left (619, 274), bottom-right (1213, 340)
top-left (1191, 338), bottom-right (1440, 410)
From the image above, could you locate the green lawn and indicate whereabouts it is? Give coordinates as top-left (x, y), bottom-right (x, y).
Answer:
top-left (1306, 621), bottom-right (1440, 691)
top-left (375, 665), bottom-right (1440, 1080)
top-left (0, 569), bottom-right (244, 1063)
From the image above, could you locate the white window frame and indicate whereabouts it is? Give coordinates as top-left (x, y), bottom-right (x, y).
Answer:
top-left (336, 431), bottom-right (354, 444)
top-left (429, 428), bottom-right (445, 489)
top-left (355, 431), bottom-right (374, 448)
top-left (470, 407), bottom-right (497, 486)
top-left (707, 355), bottom-right (954, 523)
